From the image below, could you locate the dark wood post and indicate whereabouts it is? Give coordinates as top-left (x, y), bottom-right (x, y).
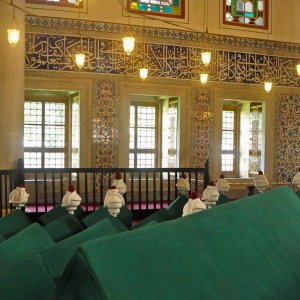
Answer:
top-left (15, 158), bottom-right (25, 187)
top-left (203, 160), bottom-right (210, 189)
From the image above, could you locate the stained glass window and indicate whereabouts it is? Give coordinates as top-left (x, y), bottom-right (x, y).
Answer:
top-left (223, 0), bottom-right (269, 29)
top-left (128, 0), bottom-right (185, 19)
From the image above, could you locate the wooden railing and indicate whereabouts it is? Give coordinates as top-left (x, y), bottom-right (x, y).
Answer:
top-left (0, 160), bottom-right (210, 218)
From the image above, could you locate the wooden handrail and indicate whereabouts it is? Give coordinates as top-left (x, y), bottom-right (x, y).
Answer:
top-left (0, 159), bottom-right (209, 218)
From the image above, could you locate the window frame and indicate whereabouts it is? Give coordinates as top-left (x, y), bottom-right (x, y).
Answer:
top-left (26, 0), bottom-right (83, 8)
top-left (223, 0), bottom-right (269, 30)
top-left (127, 0), bottom-right (185, 19)
top-left (129, 101), bottom-right (160, 168)
top-left (221, 105), bottom-right (239, 176)
top-left (24, 96), bottom-right (70, 168)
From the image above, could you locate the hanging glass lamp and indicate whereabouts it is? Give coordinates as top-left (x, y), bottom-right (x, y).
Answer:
top-left (75, 53), bottom-right (85, 69)
top-left (200, 73), bottom-right (208, 85)
top-left (264, 82), bottom-right (272, 93)
top-left (139, 68), bottom-right (148, 80)
top-left (123, 36), bottom-right (135, 55)
top-left (201, 51), bottom-right (211, 66)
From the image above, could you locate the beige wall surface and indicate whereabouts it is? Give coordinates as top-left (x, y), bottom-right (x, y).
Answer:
top-left (25, 0), bottom-right (300, 44)
top-left (0, 0), bottom-right (25, 169)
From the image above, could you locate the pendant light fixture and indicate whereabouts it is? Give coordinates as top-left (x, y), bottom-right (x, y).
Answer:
top-left (75, 51), bottom-right (85, 69)
top-left (264, 82), bottom-right (272, 93)
top-left (139, 68), bottom-right (148, 80)
top-left (201, 52), bottom-right (211, 67)
top-left (200, 73), bottom-right (208, 85)
top-left (139, 18), bottom-right (148, 80)
top-left (7, 4), bottom-right (20, 47)
top-left (75, 7), bottom-right (85, 69)
top-left (201, 0), bottom-right (211, 66)
top-left (123, 36), bottom-right (135, 55)
top-left (296, 64), bottom-right (300, 76)
top-left (123, 13), bottom-right (135, 55)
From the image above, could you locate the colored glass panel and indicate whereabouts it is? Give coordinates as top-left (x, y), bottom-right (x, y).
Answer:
top-left (138, 3), bottom-right (147, 10)
top-left (163, 6), bottom-right (172, 13)
top-left (151, 5), bottom-right (160, 12)
top-left (131, 2), bottom-right (138, 9)
top-left (224, 0), bottom-right (268, 29)
top-left (172, 7), bottom-right (179, 13)
top-left (128, 0), bottom-right (185, 18)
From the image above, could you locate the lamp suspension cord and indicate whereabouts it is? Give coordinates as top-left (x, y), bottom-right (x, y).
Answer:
top-left (206, 0), bottom-right (209, 32)
top-left (78, 6), bottom-right (83, 51)
top-left (11, 0), bottom-right (16, 21)
top-left (203, 0), bottom-right (208, 33)
top-left (127, 10), bottom-right (131, 36)
top-left (266, 33), bottom-right (270, 79)
top-left (143, 16), bottom-right (146, 67)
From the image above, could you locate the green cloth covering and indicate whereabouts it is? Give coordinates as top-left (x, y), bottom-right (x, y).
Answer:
top-left (41, 217), bottom-right (127, 282)
top-left (132, 208), bottom-right (169, 229)
top-left (0, 223), bottom-right (54, 267)
top-left (74, 206), bottom-right (86, 219)
top-left (82, 206), bottom-right (132, 229)
top-left (53, 187), bottom-right (300, 300)
top-left (134, 220), bottom-right (158, 229)
top-left (38, 206), bottom-right (86, 226)
top-left (216, 193), bottom-right (230, 206)
top-left (296, 191), bottom-right (300, 199)
top-left (44, 214), bottom-right (84, 242)
top-left (0, 254), bottom-right (56, 300)
top-left (81, 208), bottom-right (108, 228)
top-left (37, 205), bottom-right (68, 226)
top-left (0, 234), bottom-right (5, 244)
top-left (0, 210), bottom-right (32, 238)
top-left (117, 205), bottom-right (132, 228)
top-left (166, 194), bottom-right (188, 219)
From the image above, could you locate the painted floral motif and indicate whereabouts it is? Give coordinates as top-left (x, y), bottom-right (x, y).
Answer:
top-left (191, 88), bottom-right (213, 168)
top-left (92, 80), bottom-right (120, 168)
top-left (275, 95), bottom-right (300, 181)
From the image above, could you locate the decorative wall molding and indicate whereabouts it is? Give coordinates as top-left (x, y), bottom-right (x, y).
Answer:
top-left (25, 32), bottom-right (300, 88)
top-left (25, 16), bottom-right (300, 56)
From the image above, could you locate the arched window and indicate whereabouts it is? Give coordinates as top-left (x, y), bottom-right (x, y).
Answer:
top-left (128, 0), bottom-right (185, 19)
top-left (223, 0), bottom-right (269, 29)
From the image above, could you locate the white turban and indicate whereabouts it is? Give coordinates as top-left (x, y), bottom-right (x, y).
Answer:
top-left (104, 186), bottom-right (125, 217)
top-left (182, 192), bottom-right (206, 217)
top-left (9, 186), bottom-right (29, 207)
